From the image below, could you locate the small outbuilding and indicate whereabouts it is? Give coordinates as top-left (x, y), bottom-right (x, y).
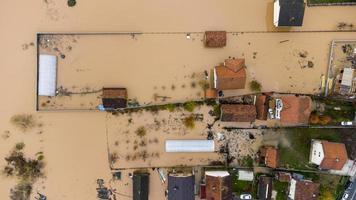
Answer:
top-left (220, 104), bottom-right (257, 122)
top-left (102, 88), bottom-right (127, 110)
top-left (205, 88), bottom-right (218, 99)
top-left (238, 170), bottom-right (254, 181)
top-left (168, 173), bottom-right (195, 200)
top-left (273, 0), bottom-right (305, 27)
top-left (204, 31), bottom-right (227, 48)
top-left (133, 173), bottom-right (149, 200)
top-left (205, 171), bottom-right (232, 200)
top-left (259, 146), bottom-right (279, 168)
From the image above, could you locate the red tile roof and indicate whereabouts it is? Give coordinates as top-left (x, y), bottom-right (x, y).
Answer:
top-left (215, 65), bottom-right (246, 90)
top-left (224, 58), bottom-right (245, 72)
top-left (320, 141), bottom-right (348, 170)
top-left (102, 88), bottom-right (127, 99)
top-left (294, 180), bottom-right (320, 200)
top-left (220, 104), bottom-right (256, 122)
top-left (280, 95), bottom-right (312, 125)
top-left (260, 146), bottom-right (278, 168)
top-left (205, 174), bottom-right (232, 200)
top-left (256, 95), bottom-right (268, 120)
top-left (204, 31), bottom-right (227, 48)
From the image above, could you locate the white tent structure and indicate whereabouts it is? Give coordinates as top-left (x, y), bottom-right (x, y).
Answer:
top-left (165, 140), bottom-right (215, 153)
top-left (38, 54), bottom-right (57, 96)
top-left (238, 170), bottom-right (254, 181)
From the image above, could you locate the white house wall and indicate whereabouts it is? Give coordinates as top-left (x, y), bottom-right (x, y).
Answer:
top-left (310, 140), bottom-right (324, 165)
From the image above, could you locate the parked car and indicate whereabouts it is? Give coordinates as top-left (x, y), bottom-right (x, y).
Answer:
top-left (240, 193), bottom-right (252, 200)
top-left (341, 193), bottom-right (349, 200)
top-left (275, 98), bottom-right (283, 119)
top-left (341, 121), bottom-right (353, 126)
top-left (268, 108), bottom-right (275, 119)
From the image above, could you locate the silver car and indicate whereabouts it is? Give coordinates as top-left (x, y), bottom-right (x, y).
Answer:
top-left (275, 99), bottom-right (283, 119)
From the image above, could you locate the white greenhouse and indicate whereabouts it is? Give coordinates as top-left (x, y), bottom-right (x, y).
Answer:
top-left (165, 140), bottom-right (215, 153)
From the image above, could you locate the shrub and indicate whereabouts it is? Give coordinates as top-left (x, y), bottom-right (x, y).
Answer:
top-left (309, 113), bottom-right (320, 124)
top-left (249, 80), bottom-right (262, 92)
top-left (67, 0), bottom-right (76, 7)
top-left (10, 182), bottom-right (32, 200)
top-left (135, 126), bottom-right (146, 138)
top-left (164, 104), bottom-right (176, 112)
top-left (15, 143), bottom-right (25, 151)
top-left (10, 114), bottom-right (37, 132)
top-left (198, 80), bottom-right (210, 90)
top-left (183, 101), bottom-right (197, 112)
top-left (183, 115), bottom-right (195, 129)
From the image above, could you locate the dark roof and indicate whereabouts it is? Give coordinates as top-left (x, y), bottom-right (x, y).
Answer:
top-left (204, 31), bottom-right (227, 47)
top-left (168, 174), bottom-right (195, 200)
top-left (102, 87), bottom-right (128, 109)
top-left (102, 98), bottom-right (127, 109)
top-left (133, 173), bottom-right (149, 200)
top-left (294, 180), bottom-right (320, 200)
top-left (206, 174), bottom-right (232, 200)
top-left (220, 104), bottom-right (256, 122)
top-left (277, 0), bottom-right (305, 26)
top-left (258, 176), bottom-right (272, 200)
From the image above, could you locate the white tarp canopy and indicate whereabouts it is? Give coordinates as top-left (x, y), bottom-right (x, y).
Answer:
top-left (341, 68), bottom-right (354, 87)
top-left (165, 140), bottom-right (215, 153)
top-left (238, 170), bottom-right (254, 181)
top-left (38, 54), bottom-right (57, 96)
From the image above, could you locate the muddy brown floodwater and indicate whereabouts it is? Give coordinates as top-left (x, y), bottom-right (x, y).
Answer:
top-left (1, 0), bottom-right (356, 199)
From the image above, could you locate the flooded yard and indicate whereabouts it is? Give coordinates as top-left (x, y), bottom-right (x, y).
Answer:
top-left (38, 32), bottom-right (356, 110)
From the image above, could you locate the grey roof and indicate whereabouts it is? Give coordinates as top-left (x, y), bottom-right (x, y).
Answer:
top-left (133, 173), bottom-right (149, 200)
top-left (168, 174), bottom-right (195, 200)
top-left (278, 0), bottom-right (305, 26)
top-left (258, 176), bottom-right (272, 200)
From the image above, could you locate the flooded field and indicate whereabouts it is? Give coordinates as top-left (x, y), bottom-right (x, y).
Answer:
top-left (1, 0), bottom-right (356, 199)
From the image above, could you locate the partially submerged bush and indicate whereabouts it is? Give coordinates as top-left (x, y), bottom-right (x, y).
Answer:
top-left (183, 101), bottom-right (197, 112)
top-left (3, 145), bottom-right (45, 200)
top-left (135, 126), bottom-right (146, 138)
top-left (10, 114), bottom-right (37, 132)
top-left (10, 182), bottom-right (32, 200)
top-left (15, 142), bottom-right (25, 151)
top-left (67, 0), bottom-right (76, 7)
top-left (3, 150), bottom-right (44, 182)
top-left (183, 115), bottom-right (195, 129)
top-left (198, 80), bottom-right (210, 90)
top-left (309, 113), bottom-right (332, 125)
top-left (249, 80), bottom-right (262, 92)
top-left (164, 104), bottom-right (176, 112)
